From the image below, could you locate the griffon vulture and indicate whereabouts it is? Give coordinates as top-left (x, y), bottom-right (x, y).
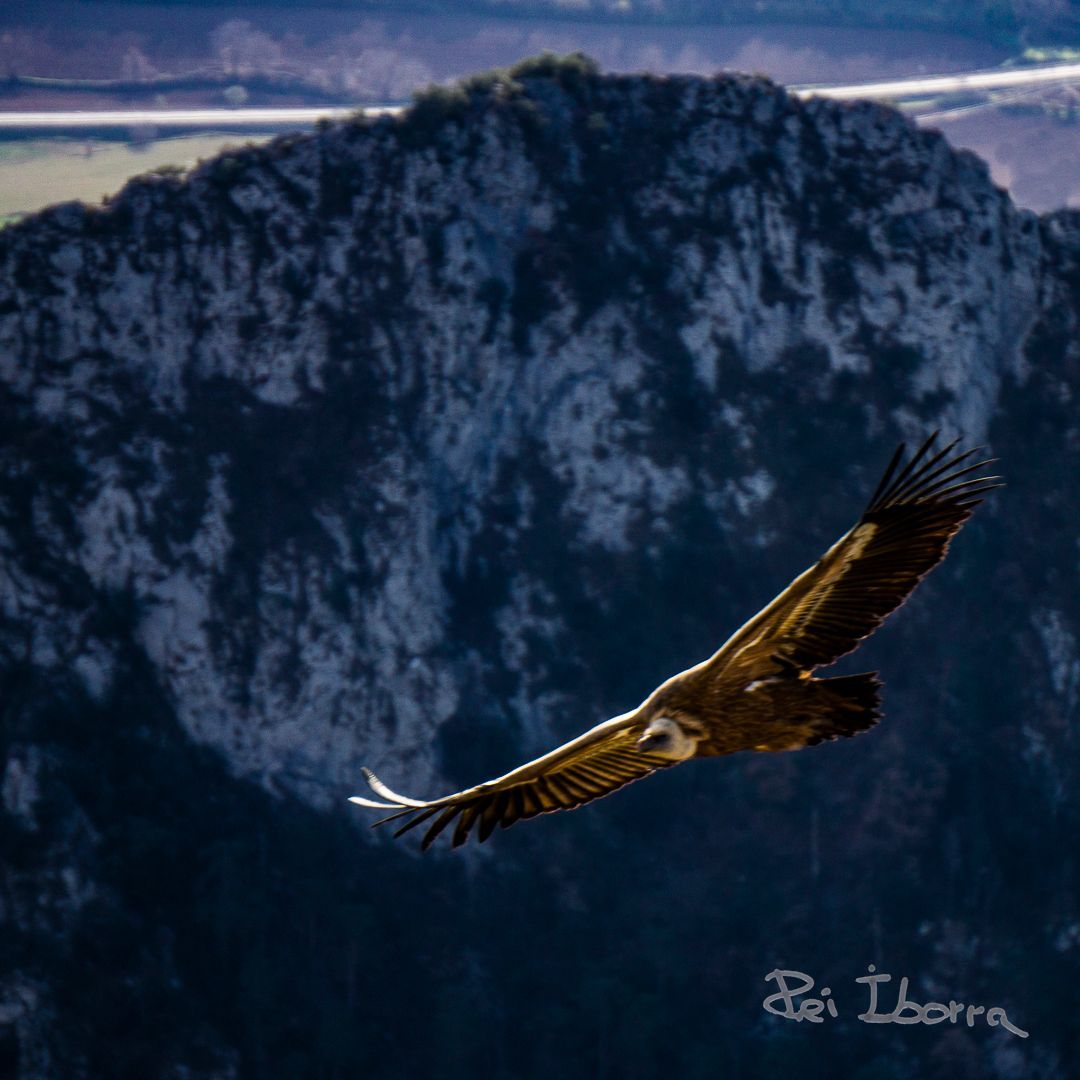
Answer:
top-left (350, 434), bottom-right (999, 849)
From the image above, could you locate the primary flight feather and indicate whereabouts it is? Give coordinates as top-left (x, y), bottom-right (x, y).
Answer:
top-left (350, 433), bottom-right (1000, 850)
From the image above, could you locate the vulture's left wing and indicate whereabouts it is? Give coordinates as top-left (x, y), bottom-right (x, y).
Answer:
top-left (702, 434), bottom-right (1000, 677)
top-left (350, 713), bottom-right (674, 850)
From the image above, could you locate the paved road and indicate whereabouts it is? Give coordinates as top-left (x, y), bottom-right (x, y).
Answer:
top-left (1, 61), bottom-right (1079, 130)
top-left (0, 106), bottom-right (399, 129)
top-left (794, 60), bottom-right (1080, 101)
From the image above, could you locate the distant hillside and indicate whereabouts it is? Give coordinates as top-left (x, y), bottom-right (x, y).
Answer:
top-left (69, 0), bottom-right (1080, 47)
top-left (1, 55), bottom-right (1078, 1079)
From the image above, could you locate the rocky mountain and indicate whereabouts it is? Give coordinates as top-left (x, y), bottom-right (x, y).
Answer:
top-left (1, 55), bottom-right (1077, 1079)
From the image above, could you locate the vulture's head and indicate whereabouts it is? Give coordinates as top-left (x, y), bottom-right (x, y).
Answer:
top-left (637, 716), bottom-right (698, 760)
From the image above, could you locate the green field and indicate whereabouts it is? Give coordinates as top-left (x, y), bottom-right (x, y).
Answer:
top-left (0, 133), bottom-right (275, 221)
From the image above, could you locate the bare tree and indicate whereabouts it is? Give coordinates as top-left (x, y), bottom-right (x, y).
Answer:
top-left (210, 20), bottom-right (284, 78)
top-left (326, 46), bottom-right (433, 101)
top-left (121, 45), bottom-right (156, 82)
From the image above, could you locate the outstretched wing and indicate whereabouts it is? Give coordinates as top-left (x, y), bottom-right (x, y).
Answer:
top-left (704, 434), bottom-right (1001, 676)
top-left (350, 713), bottom-right (674, 850)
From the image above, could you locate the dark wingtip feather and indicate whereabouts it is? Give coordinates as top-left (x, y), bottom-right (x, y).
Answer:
top-left (865, 440), bottom-right (907, 511)
top-left (372, 806), bottom-right (417, 828)
top-left (477, 795), bottom-right (505, 843)
top-left (421, 806), bottom-right (462, 851)
top-left (451, 805), bottom-right (480, 848)
top-left (891, 445), bottom-right (982, 504)
top-left (873, 434), bottom-right (952, 509)
top-left (866, 434), bottom-right (1002, 515)
top-left (390, 807), bottom-right (441, 838)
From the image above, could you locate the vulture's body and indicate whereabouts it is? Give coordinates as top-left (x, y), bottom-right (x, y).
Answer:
top-left (350, 435), bottom-right (999, 849)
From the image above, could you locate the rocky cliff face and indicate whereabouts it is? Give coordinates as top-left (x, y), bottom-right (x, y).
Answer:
top-left (1, 56), bottom-right (1077, 1079)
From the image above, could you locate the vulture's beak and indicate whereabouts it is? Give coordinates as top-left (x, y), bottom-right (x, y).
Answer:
top-left (637, 730), bottom-right (668, 753)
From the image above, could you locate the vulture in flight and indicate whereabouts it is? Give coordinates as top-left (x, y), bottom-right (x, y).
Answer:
top-left (350, 434), bottom-right (999, 850)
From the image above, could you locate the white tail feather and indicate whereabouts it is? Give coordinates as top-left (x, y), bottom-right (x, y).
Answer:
top-left (362, 767), bottom-right (431, 807)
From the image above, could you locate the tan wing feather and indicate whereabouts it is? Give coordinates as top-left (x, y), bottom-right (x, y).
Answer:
top-left (349, 712), bottom-right (674, 850)
top-left (696, 433), bottom-right (1000, 678)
